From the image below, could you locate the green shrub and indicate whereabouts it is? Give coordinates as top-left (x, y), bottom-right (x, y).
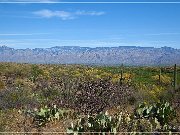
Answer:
top-left (134, 102), bottom-right (176, 126)
top-left (0, 87), bottom-right (37, 110)
top-left (30, 65), bottom-right (43, 83)
top-left (67, 112), bottom-right (123, 134)
top-left (26, 105), bottom-right (73, 127)
top-left (67, 102), bottom-right (178, 134)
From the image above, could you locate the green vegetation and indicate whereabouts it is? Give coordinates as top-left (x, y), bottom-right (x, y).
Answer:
top-left (0, 62), bottom-right (179, 133)
top-left (67, 101), bottom-right (177, 134)
top-left (134, 102), bottom-right (176, 127)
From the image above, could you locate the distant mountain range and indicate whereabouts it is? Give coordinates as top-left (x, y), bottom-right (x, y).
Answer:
top-left (0, 46), bottom-right (180, 66)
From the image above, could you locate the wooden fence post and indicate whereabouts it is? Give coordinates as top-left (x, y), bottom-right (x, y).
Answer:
top-left (173, 64), bottom-right (177, 90)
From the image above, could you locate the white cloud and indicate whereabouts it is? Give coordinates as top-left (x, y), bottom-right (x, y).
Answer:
top-left (33, 10), bottom-right (74, 20)
top-left (33, 9), bottom-right (105, 20)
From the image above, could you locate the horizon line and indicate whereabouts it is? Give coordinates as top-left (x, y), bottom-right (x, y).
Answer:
top-left (0, 45), bottom-right (178, 49)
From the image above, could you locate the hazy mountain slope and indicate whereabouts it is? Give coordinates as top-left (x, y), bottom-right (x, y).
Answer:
top-left (0, 46), bottom-right (180, 66)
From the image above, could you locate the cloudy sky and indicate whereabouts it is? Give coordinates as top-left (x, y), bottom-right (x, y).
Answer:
top-left (0, 0), bottom-right (180, 49)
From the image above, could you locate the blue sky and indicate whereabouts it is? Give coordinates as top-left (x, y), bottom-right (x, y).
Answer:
top-left (0, 1), bottom-right (180, 49)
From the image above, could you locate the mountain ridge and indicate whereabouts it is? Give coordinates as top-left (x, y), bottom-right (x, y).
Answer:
top-left (0, 45), bottom-right (180, 66)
